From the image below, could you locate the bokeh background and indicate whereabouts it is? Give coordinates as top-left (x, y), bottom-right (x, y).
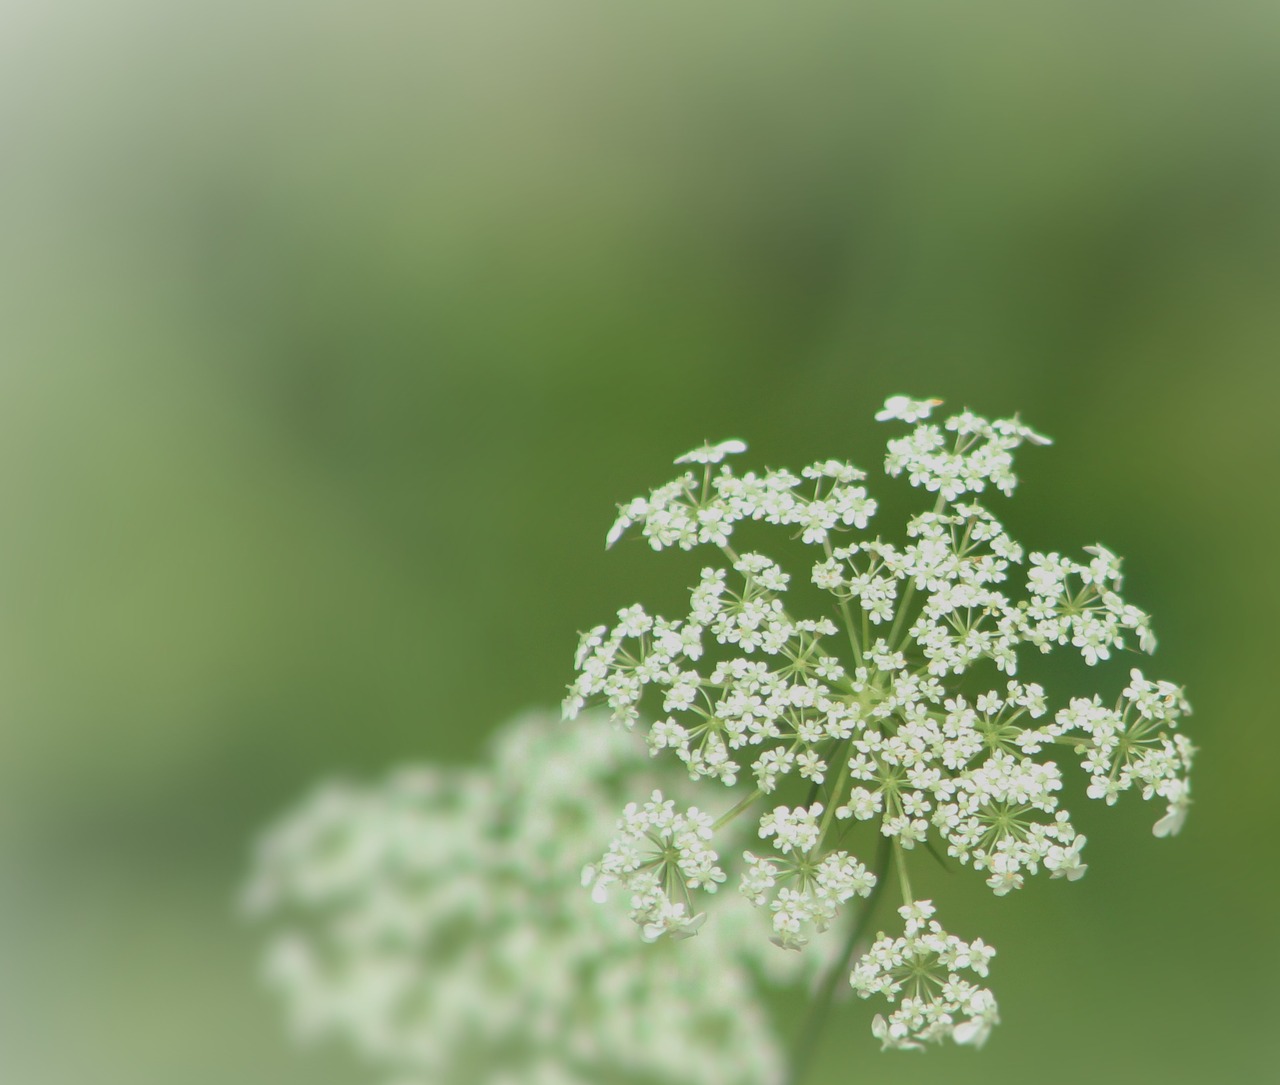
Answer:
top-left (1, 1), bottom-right (1277, 1083)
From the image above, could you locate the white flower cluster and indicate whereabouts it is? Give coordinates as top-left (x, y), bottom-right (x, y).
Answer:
top-left (567, 395), bottom-right (1195, 1050)
top-left (584, 790), bottom-right (725, 941)
top-left (1063, 667), bottom-right (1195, 835)
top-left (851, 900), bottom-right (998, 1051)
top-left (243, 710), bottom-right (804, 1085)
top-left (741, 801), bottom-right (876, 949)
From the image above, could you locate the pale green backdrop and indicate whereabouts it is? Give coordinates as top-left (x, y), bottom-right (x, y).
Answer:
top-left (0, 2), bottom-right (1276, 1083)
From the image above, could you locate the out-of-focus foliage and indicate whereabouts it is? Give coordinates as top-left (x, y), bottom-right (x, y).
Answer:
top-left (0, 3), bottom-right (1276, 1084)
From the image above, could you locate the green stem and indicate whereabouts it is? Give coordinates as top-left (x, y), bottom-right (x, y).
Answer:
top-left (886, 579), bottom-right (917, 653)
top-left (783, 833), bottom-right (892, 1085)
top-left (713, 789), bottom-right (763, 832)
top-left (887, 491), bottom-right (949, 653)
top-left (813, 745), bottom-right (852, 844)
top-left (823, 539), bottom-right (865, 668)
top-left (893, 838), bottom-right (914, 904)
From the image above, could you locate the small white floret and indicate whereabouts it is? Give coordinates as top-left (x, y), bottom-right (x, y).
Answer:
top-left (675, 439), bottom-right (748, 465)
top-left (1153, 786), bottom-right (1191, 838)
top-left (875, 395), bottom-right (943, 423)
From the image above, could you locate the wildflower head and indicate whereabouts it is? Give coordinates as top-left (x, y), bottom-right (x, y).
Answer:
top-left (243, 710), bottom-right (803, 1084)
top-left (567, 395), bottom-right (1194, 1049)
top-left (853, 901), bottom-right (999, 1051)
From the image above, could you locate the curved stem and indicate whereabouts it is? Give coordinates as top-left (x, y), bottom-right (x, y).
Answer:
top-left (782, 833), bottom-right (892, 1085)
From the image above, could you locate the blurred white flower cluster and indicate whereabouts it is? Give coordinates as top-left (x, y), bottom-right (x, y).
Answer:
top-left (243, 709), bottom-right (818, 1085)
top-left (566, 395), bottom-right (1195, 1050)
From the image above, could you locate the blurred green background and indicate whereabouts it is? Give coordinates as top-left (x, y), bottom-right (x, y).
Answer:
top-left (1, 1), bottom-right (1277, 1082)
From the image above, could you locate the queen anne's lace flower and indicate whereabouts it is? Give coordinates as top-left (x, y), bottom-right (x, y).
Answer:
top-left (852, 901), bottom-right (999, 1051)
top-left (583, 790), bottom-right (726, 941)
top-left (244, 710), bottom-right (811, 1085)
top-left (568, 395), bottom-right (1195, 1050)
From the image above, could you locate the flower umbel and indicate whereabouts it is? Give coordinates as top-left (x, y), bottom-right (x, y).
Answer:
top-left (567, 395), bottom-right (1195, 1051)
top-left (584, 789), bottom-right (725, 942)
top-left (853, 901), bottom-right (998, 1051)
top-left (243, 710), bottom-right (810, 1085)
